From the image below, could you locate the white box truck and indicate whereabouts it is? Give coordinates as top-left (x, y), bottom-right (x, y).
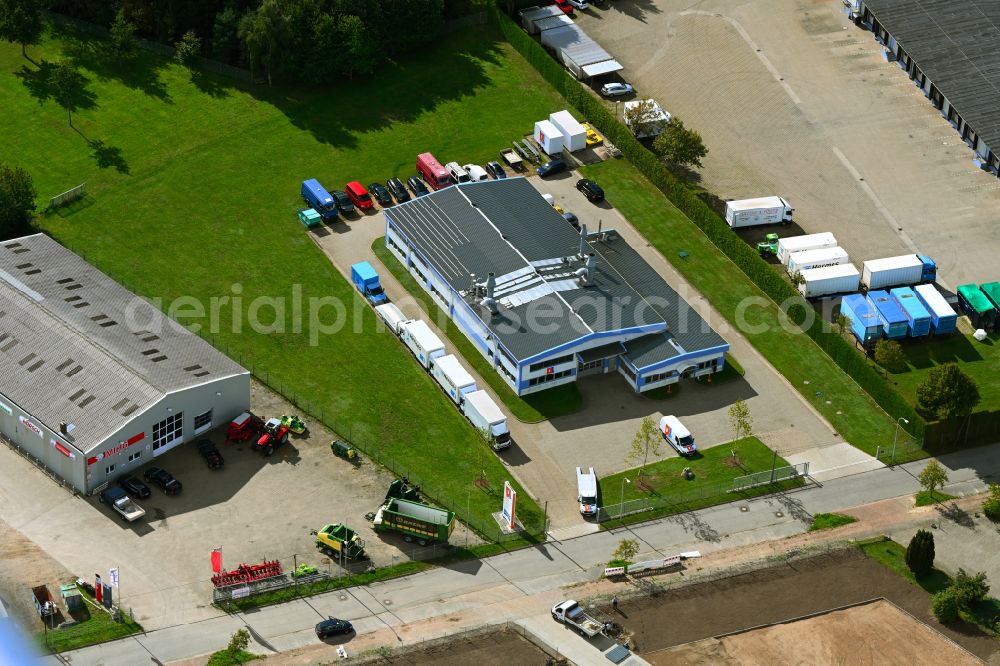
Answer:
top-left (400, 320), bottom-right (445, 370)
top-left (786, 246), bottom-right (849, 274)
top-left (549, 110), bottom-right (586, 152)
top-left (576, 466), bottom-right (598, 516)
top-left (431, 354), bottom-right (477, 405)
top-left (534, 120), bottom-right (565, 156)
top-left (374, 303), bottom-right (410, 336)
top-left (798, 263), bottom-right (860, 298)
top-left (462, 390), bottom-right (511, 450)
top-left (861, 255), bottom-right (935, 290)
top-left (724, 197), bottom-right (793, 228)
top-left (776, 232), bottom-right (838, 266)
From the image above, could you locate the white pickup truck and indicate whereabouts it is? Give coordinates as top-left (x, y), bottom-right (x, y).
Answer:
top-left (551, 599), bottom-right (604, 637)
top-left (100, 487), bottom-right (146, 522)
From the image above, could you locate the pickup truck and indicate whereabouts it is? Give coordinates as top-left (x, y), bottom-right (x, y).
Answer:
top-left (551, 599), bottom-right (604, 637)
top-left (99, 487), bottom-right (146, 522)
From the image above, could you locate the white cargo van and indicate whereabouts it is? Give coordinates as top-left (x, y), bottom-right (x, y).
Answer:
top-left (374, 303), bottom-right (410, 336)
top-left (576, 467), bottom-right (598, 516)
top-left (462, 390), bottom-right (511, 450)
top-left (431, 354), bottom-right (477, 405)
top-left (446, 162), bottom-right (471, 184)
top-left (724, 197), bottom-right (793, 228)
top-left (400, 320), bottom-right (445, 370)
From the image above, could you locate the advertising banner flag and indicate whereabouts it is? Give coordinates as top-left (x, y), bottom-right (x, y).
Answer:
top-left (211, 548), bottom-right (222, 574)
top-left (95, 574), bottom-right (103, 603)
top-left (109, 567), bottom-right (119, 589)
top-left (502, 481), bottom-right (517, 530)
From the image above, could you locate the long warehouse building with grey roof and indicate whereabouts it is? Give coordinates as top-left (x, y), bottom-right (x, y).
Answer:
top-left (850, 0), bottom-right (1000, 174)
top-left (383, 178), bottom-right (729, 396)
top-left (0, 234), bottom-right (249, 494)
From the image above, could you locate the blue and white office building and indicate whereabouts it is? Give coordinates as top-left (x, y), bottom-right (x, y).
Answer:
top-left (383, 178), bottom-right (729, 396)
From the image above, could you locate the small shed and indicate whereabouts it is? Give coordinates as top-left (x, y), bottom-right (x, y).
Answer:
top-left (534, 120), bottom-right (565, 156)
top-left (60, 583), bottom-right (83, 612)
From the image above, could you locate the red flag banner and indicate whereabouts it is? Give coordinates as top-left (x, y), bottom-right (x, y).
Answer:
top-left (211, 549), bottom-right (222, 574)
top-left (95, 574), bottom-right (103, 603)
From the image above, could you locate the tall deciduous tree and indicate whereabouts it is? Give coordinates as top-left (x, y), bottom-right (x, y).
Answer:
top-left (211, 5), bottom-right (242, 64)
top-left (653, 117), bottom-right (708, 169)
top-left (49, 60), bottom-right (86, 126)
top-left (0, 163), bottom-right (36, 240)
top-left (174, 29), bottom-right (201, 66)
top-left (918, 460), bottom-right (948, 496)
top-left (239, 0), bottom-right (291, 87)
top-left (626, 416), bottom-right (662, 481)
top-left (916, 363), bottom-right (980, 421)
top-left (0, 0), bottom-right (43, 58)
top-left (728, 399), bottom-right (753, 441)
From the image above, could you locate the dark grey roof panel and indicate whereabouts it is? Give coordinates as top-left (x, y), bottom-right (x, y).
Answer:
top-left (577, 341), bottom-right (626, 363)
top-left (623, 333), bottom-right (681, 369)
top-left (864, 0), bottom-right (1000, 149)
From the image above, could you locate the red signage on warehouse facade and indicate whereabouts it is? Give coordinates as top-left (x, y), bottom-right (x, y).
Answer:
top-left (87, 432), bottom-right (145, 466)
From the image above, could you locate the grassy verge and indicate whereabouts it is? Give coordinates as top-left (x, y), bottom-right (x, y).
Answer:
top-left (915, 490), bottom-right (958, 507)
top-left (597, 437), bottom-right (804, 529)
top-left (890, 332), bottom-right (1000, 411)
top-left (579, 159), bottom-right (908, 458)
top-left (207, 650), bottom-right (260, 666)
top-left (35, 587), bottom-right (143, 655)
top-left (372, 239), bottom-right (582, 422)
top-left (809, 512), bottom-right (858, 531)
top-left (4, 24), bottom-right (556, 535)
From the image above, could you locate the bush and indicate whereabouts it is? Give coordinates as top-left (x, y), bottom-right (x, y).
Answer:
top-left (874, 339), bottom-right (907, 373)
top-left (932, 587), bottom-right (962, 623)
top-left (983, 484), bottom-right (1000, 521)
top-left (905, 529), bottom-right (935, 577)
top-left (952, 569), bottom-right (990, 606)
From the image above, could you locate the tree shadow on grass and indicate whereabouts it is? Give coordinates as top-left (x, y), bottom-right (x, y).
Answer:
top-left (190, 68), bottom-right (232, 99)
top-left (88, 139), bottom-right (129, 174)
top-left (15, 59), bottom-right (97, 112)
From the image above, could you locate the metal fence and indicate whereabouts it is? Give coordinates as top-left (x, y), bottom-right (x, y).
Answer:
top-left (597, 464), bottom-right (810, 523)
top-left (48, 183), bottom-right (86, 210)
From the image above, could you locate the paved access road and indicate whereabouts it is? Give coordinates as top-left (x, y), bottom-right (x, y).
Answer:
top-left (46, 444), bottom-right (1000, 665)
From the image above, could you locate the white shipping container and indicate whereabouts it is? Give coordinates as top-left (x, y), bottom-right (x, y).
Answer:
top-left (462, 390), bottom-right (511, 450)
top-left (374, 303), bottom-right (410, 336)
top-left (787, 246), bottom-right (849, 274)
top-left (725, 196), bottom-right (793, 228)
top-left (777, 232), bottom-right (838, 265)
top-left (400, 320), bottom-right (445, 369)
top-left (913, 284), bottom-right (957, 320)
top-left (549, 110), bottom-right (587, 153)
top-left (798, 264), bottom-right (860, 298)
top-left (861, 255), bottom-right (924, 290)
top-left (431, 354), bottom-right (477, 405)
top-left (534, 120), bottom-right (565, 156)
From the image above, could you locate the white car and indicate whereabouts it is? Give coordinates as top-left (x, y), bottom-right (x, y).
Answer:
top-left (568, 0), bottom-right (589, 8)
top-left (462, 164), bottom-right (489, 182)
top-left (659, 415), bottom-right (697, 456)
top-left (601, 82), bottom-right (634, 98)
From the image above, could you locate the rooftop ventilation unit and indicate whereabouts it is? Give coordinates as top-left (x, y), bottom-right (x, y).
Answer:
top-left (575, 254), bottom-right (597, 287)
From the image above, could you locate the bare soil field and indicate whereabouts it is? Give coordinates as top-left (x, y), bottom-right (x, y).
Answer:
top-left (648, 599), bottom-right (980, 666)
top-left (355, 629), bottom-right (558, 666)
top-left (0, 516), bottom-right (75, 631)
top-left (619, 548), bottom-right (996, 661)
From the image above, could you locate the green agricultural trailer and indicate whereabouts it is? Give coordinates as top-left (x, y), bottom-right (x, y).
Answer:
top-left (314, 523), bottom-right (366, 560)
top-left (372, 498), bottom-right (455, 546)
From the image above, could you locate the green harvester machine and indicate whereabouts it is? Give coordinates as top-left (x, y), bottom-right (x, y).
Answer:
top-left (314, 523), bottom-right (366, 560)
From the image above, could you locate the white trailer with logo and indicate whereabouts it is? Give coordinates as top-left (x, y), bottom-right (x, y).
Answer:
top-left (400, 320), bottom-right (445, 370)
top-left (374, 303), bottom-right (410, 336)
top-left (798, 263), bottom-right (861, 298)
top-left (431, 354), bottom-right (477, 405)
top-left (724, 197), bottom-right (793, 228)
top-left (787, 247), bottom-right (849, 274)
top-left (777, 232), bottom-right (838, 266)
top-left (534, 120), bottom-right (565, 156)
top-left (549, 110), bottom-right (587, 152)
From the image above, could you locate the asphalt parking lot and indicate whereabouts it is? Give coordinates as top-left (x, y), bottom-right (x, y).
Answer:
top-left (0, 380), bottom-right (479, 631)
top-left (578, 0), bottom-right (1000, 291)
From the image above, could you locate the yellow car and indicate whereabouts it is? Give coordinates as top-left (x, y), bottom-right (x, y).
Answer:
top-left (582, 123), bottom-right (603, 146)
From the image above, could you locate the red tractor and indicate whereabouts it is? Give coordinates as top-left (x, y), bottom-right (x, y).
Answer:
top-left (226, 412), bottom-right (289, 456)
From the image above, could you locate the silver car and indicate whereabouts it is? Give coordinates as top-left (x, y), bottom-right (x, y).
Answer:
top-left (600, 82), bottom-right (634, 97)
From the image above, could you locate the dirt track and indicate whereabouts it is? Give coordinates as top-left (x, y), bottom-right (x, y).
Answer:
top-left (649, 599), bottom-right (980, 666)
top-left (619, 548), bottom-right (996, 661)
top-left (0, 516), bottom-right (75, 632)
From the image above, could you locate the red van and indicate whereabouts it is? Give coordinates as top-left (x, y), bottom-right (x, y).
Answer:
top-left (416, 153), bottom-right (451, 190)
top-left (345, 181), bottom-right (374, 210)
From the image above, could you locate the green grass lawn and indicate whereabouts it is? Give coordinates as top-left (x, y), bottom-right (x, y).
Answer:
top-left (915, 490), bottom-right (958, 506)
top-left (809, 512), bottom-right (858, 531)
top-left (372, 239), bottom-right (582, 422)
top-left (887, 332), bottom-right (1000, 412)
top-left (1, 23), bottom-right (565, 536)
top-left (579, 159), bottom-right (903, 458)
top-left (35, 586), bottom-right (142, 654)
top-left (207, 649), bottom-right (260, 666)
top-left (597, 437), bottom-right (803, 528)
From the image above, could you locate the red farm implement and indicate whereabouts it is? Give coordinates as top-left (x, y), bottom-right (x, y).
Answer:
top-left (211, 560), bottom-right (283, 588)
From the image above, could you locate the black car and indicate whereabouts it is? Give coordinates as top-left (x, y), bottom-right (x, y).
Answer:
top-left (386, 177), bottom-right (410, 203)
top-left (537, 159), bottom-right (566, 177)
top-left (485, 160), bottom-right (507, 180)
top-left (331, 190), bottom-right (355, 214)
top-left (196, 439), bottom-right (224, 470)
top-left (118, 475), bottom-right (151, 500)
top-left (143, 466), bottom-right (182, 495)
top-left (562, 212), bottom-right (579, 228)
top-left (315, 617), bottom-right (353, 639)
top-left (406, 176), bottom-right (430, 198)
top-left (575, 178), bottom-right (605, 203)
top-left (368, 182), bottom-right (393, 207)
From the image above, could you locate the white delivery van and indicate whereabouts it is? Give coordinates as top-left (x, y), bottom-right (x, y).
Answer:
top-left (576, 466), bottom-right (598, 516)
top-left (431, 354), bottom-right (477, 405)
top-left (786, 246), bottom-right (849, 274)
top-left (462, 390), bottom-right (511, 450)
top-left (374, 303), bottom-right (410, 336)
top-left (724, 197), bottom-right (793, 228)
top-left (776, 232), bottom-right (838, 265)
top-left (400, 320), bottom-right (445, 370)
top-left (445, 162), bottom-right (471, 184)
top-left (659, 415), bottom-right (696, 456)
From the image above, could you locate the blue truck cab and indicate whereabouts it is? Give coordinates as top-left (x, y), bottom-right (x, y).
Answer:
top-left (351, 262), bottom-right (387, 305)
top-left (916, 254), bottom-right (937, 283)
top-left (301, 179), bottom-right (338, 220)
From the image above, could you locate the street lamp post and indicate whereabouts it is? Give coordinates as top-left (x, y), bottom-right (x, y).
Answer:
top-left (891, 417), bottom-right (909, 465)
top-left (619, 478), bottom-right (630, 524)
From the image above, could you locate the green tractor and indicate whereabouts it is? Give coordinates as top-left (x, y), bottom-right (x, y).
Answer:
top-left (757, 233), bottom-right (780, 258)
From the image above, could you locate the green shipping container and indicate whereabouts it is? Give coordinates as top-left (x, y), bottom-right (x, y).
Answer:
top-left (980, 282), bottom-right (1000, 310)
top-left (957, 284), bottom-right (997, 329)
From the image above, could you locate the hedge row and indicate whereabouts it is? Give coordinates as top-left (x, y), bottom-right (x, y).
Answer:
top-left (493, 9), bottom-right (924, 439)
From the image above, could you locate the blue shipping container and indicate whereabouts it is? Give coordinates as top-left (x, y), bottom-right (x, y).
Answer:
top-left (913, 284), bottom-right (958, 335)
top-left (840, 294), bottom-right (882, 345)
top-left (890, 287), bottom-right (931, 337)
top-left (866, 290), bottom-right (909, 340)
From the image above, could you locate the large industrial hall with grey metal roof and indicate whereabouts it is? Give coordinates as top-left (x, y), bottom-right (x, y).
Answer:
top-left (0, 234), bottom-right (249, 494)
top-left (851, 0), bottom-right (1000, 174)
top-left (383, 178), bottom-right (729, 396)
